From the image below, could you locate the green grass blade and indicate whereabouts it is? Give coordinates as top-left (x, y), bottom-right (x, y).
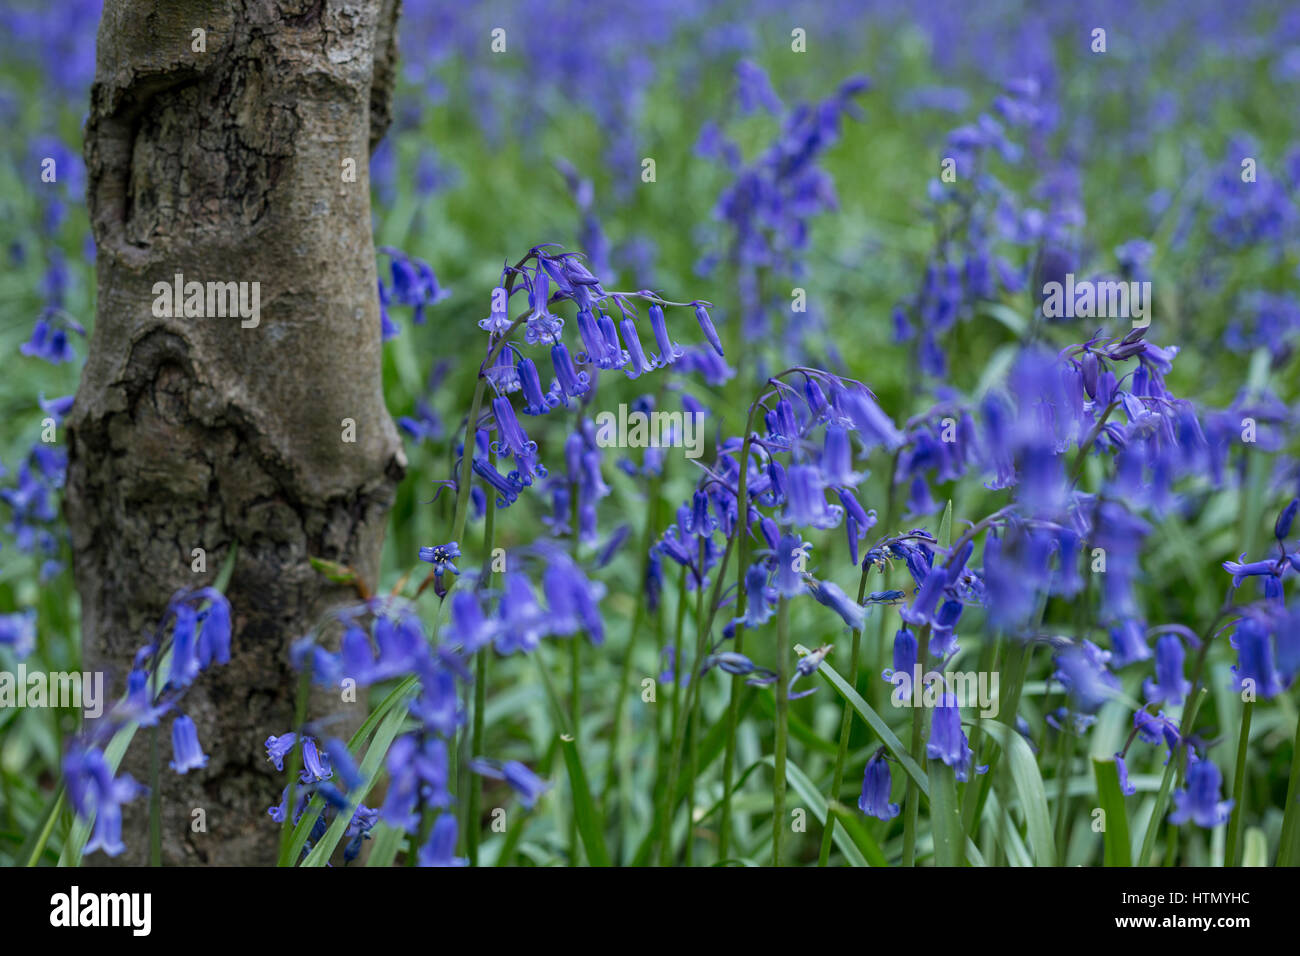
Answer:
top-left (300, 704), bottom-right (408, 867)
top-left (560, 733), bottom-right (610, 866)
top-left (1242, 827), bottom-right (1267, 867)
top-left (19, 783), bottom-right (65, 867)
top-left (978, 719), bottom-right (1056, 866)
top-left (364, 822), bottom-right (404, 867)
top-left (1092, 757), bottom-right (1133, 867)
top-left (928, 760), bottom-right (964, 866)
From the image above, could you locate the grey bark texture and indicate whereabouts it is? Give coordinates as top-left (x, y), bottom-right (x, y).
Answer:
top-left (67, 0), bottom-right (405, 865)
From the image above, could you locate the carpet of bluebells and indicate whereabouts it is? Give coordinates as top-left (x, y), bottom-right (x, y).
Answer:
top-left (3, 0), bottom-right (1300, 867)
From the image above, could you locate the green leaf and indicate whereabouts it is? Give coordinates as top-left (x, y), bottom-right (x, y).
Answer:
top-left (826, 801), bottom-right (890, 868)
top-left (19, 783), bottom-right (65, 867)
top-left (938, 499), bottom-right (953, 550)
top-left (928, 760), bottom-right (964, 866)
top-left (802, 645), bottom-right (985, 866)
top-left (977, 719), bottom-right (1056, 867)
top-left (284, 675), bottom-right (418, 866)
top-left (1092, 757), bottom-right (1133, 867)
top-left (1242, 827), bottom-right (1268, 867)
top-left (364, 822), bottom-right (404, 867)
top-left (299, 703), bottom-right (408, 867)
top-left (560, 733), bottom-right (611, 867)
top-left (308, 556), bottom-right (361, 587)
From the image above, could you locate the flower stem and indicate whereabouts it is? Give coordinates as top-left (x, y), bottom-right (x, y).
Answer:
top-left (816, 565), bottom-right (871, 865)
top-left (772, 598), bottom-right (790, 866)
top-left (1224, 699), bottom-right (1254, 866)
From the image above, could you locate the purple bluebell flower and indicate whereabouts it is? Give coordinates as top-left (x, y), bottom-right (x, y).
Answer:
top-left (927, 693), bottom-right (978, 782)
top-left (619, 316), bottom-right (652, 378)
top-left (324, 738), bottom-right (365, 791)
top-left (169, 714), bottom-right (209, 774)
top-left (647, 304), bottom-right (683, 366)
top-left (1168, 756), bottom-right (1233, 829)
top-left (858, 753), bottom-right (900, 821)
top-left (788, 644), bottom-right (832, 700)
top-left (692, 302), bottom-right (724, 356)
top-left (445, 590), bottom-right (496, 654)
top-left (494, 573), bottom-right (548, 654)
top-left (419, 813), bottom-right (467, 867)
top-left (1115, 754), bottom-right (1137, 795)
top-left (382, 734), bottom-right (451, 830)
top-left (0, 608), bottom-right (36, 658)
top-left (808, 579), bottom-right (867, 630)
top-left (1230, 617), bottom-right (1283, 699)
top-left (1143, 634), bottom-right (1191, 706)
top-left (773, 535), bottom-right (809, 598)
top-left (63, 744), bottom-right (144, 858)
top-left (1053, 640), bottom-right (1120, 714)
top-left (470, 758), bottom-right (550, 809)
top-left (517, 357), bottom-right (554, 415)
top-left (543, 555), bottom-right (607, 644)
top-left (1134, 710), bottom-right (1181, 755)
top-left (702, 651), bottom-right (777, 686)
top-left (418, 542), bottom-right (461, 578)
top-left (265, 733), bottom-right (298, 771)
top-left (883, 626), bottom-right (918, 700)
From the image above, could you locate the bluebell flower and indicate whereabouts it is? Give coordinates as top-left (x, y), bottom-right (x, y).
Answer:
top-left (418, 542), bottom-right (461, 578)
top-left (324, 738), bottom-right (365, 790)
top-left (773, 535), bottom-right (809, 598)
top-left (619, 316), bottom-right (652, 378)
top-left (858, 753), bottom-right (900, 821)
top-left (1143, 634), bottom-right (1191, 706)
top-left (900, 564), bottom-right (946, 628)
top-left (692, 302), bottom-right (724, 356)
top-left (470, 758), bottom-right (550, 809)
top-left (0, 608), bottom-right (36, 658)
top-left (808, 579), bottom-right (867, 630)
top-left (1115, 754), bottom-right (1137, 795)
top-left (480, 286), bottom-right (512, 334)
top-left (494, 573), bottom-right (548, 654)
top-left (647, 304), bottom-right (683, 366)
top-left (1168, 756), bottom-right (1233, 829)
top-left (1134, 709), bottom-right (1181, 755)
top-left (929, 599), bottom-right (963, 660)
top-left (734, 562), bottom-right (777, 630)
top-left (783, 465), bottom-right (842, 529)
top-left (445, 590), bottom-right (496, 654)
top-left (21, 311), bottom-right (79, 364)
top-left (419, 813), bottom-right (467, 867)
top-left (702, 651), bottom-right (777, 686)
top-left (1230, 617), bottom-right (1283, 699)
top-left (1221, 553), bottom-right (1284, 588)
top-left (473, 456), bottom-right (524, 508)
top-left (883, 626), bottom-right (918, 700)
top-left (788, 644), bottom-right (832, 700)
top-left (301, 736), bottom-right (332, 781)
top-left (63, 744), bottom-right (145, 858)
top-left (382, 734), bottom-right (451, 830)
top-left (1108, 617), bottom-right (1151, 668)
top-left (1275, 498), bottom-right (1299, 541)
top-left (927, 693), bottom-right (979, 782)
top-left (542, 555), bottom-right (606, 644)
top-left (265, 733), bottom-right (298, 771)
top-left (1053, 640), bottom-right (1120, 714)
top-left (169, 714), bottom-right (209, 774)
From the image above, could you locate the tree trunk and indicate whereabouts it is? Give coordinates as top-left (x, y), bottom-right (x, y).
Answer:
top-left (67, 0), bottom-right (405, 865)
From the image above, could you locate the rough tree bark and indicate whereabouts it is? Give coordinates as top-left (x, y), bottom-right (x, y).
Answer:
top-left (66, 0), bottom-right (405, 865)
